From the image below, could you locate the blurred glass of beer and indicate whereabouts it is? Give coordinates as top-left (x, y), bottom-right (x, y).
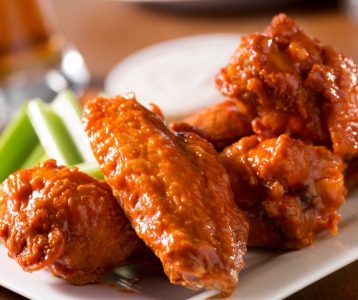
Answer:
top-left (0, 0), bottom-right (64, 78)
top-left (0, 0), bottom-right (89, 129)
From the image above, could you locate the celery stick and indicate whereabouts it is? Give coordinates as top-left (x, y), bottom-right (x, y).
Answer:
top-left (76, 162), bottom-right (103, 179)
top-left (21, 144), bottom-right (47, 168)
top-left (52, 90), bottom-right (97, 163)
top-left (0, 103), bottom-right (39, 182)
top-left (27, 99), bottom-right (82, 166)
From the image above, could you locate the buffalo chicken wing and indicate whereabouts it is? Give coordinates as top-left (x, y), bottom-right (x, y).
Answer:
top-left (216, 14), bottom-right (358, 160)
top-left (221, 134), bottom-right (346, 249)
top-left (83, 95), bottom-right (249, 296)
top-left (171, 98), bottom-right (253, 151)
top-left (0, 160), bottom-right (140, 284)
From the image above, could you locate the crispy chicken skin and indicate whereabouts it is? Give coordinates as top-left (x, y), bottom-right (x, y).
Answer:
top-left (216, 13), bottom-right (358, 160)
top-left (170, 99), bottom-right (253, 151)
top-left (83, 95), bottom-right (249, 296)
top-left (0, 160), bottom-right (140, 284)
top-left (346, 159), bottom-right (358, 194)
top-left (221, 135), bottom-right (346, 250)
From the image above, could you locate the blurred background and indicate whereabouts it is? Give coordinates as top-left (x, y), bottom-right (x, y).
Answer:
top-left (52, 0), bottom-right (358, 85)
top-left (0, 0), bottom-right (357, 127)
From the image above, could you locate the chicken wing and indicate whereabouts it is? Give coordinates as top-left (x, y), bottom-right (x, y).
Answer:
top-left (83, 95), bottom-right (248, 296)
top-left (221, 134), bottom-right (346, 249)
top-left (0, 160), bottom-right (140, 284)
top-left (170, 98), bottom-right (252, 151)
top-left (346, 158), bottom-right (358, 194)
top-left (216, 13), bottom-right (358, 160)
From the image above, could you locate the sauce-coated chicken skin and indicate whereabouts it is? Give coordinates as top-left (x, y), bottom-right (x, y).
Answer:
top-left (0, 160), bottom-right (140, 284)
top-left (221, 135), bottom-right (346, 249)
top-left (216, 14), bottom-right (358, 160)
top-left (346, 159), bottom-right (358, 194)
top-left (170, 99), bottom-right (253, 151)
top-left (83, 95), bottom-right (249, 296)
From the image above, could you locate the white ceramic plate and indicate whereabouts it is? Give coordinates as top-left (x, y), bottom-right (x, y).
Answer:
top-left (105, 34), bottom-right (241, 120)
top-left (0, 191), bottom-right (357, 300)
top-left (2, 35), bottom-right (358, 299)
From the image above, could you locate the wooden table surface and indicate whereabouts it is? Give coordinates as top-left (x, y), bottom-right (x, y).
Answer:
top-left (1, 0), bottom-right (357, 299)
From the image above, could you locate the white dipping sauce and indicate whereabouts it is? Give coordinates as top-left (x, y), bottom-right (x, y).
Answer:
top-left (105, 34), bottom-right (241, 120)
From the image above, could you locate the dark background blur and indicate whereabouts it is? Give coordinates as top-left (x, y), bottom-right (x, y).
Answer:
top-left (51, 0), bottom-right (358, 85)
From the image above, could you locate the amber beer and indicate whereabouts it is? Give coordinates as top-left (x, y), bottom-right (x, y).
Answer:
top-left (0, 0), bottom-right (64, 79)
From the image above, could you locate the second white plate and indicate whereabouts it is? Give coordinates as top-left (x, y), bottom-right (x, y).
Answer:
top-left (105, 34), bottom-right (241, 119)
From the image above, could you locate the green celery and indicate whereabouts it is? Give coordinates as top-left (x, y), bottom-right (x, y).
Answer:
top-left (51, 90), bottom-right (97, 163)
top-left (0, 103), bottom-right (39, 182)
top-left (21, 144), bottom-right (47, 168)
top-left (76, 162), bottom-right (103, 179)
top-left (27, 99), bottom-right (82, 166)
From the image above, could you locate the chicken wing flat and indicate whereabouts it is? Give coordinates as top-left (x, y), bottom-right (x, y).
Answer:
top-left (170, 98), bottom-right (253, 151)
top-left (346, 159), bottom-right (358, 194)
top-left (83, 95), bottom-right (248, 296)
top-left (216, 13), bottom-right (358, 160)
top-left (0, 160), bottom-right (140, 284)
top-left (221, 134), bottom-right (346, 249)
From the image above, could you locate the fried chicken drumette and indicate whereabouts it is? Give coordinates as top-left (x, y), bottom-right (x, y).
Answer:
top-left (171, 98), bottom-right (253, 151)
top-left (0, 160), bottom-right (140, 284)
top-left (83, 95), bottom-right (249, 296)
top-left (216, 13), bottom-right (358, 160)
top-left (221, 134), bottom-right (346, 250)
